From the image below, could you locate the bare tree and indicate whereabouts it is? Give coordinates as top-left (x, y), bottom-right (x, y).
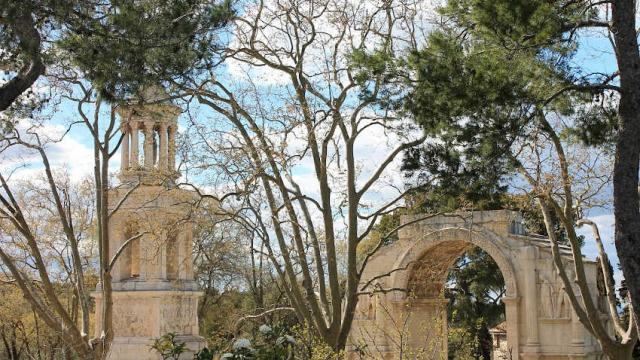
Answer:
top-left (0, 84), bottom-right (139, 358)
top-left (513, 111), bottom-right (637, 359)
top-left (349, 291), bottom-right (448, 360)
top-left (193, 201), bottom-right (276, 323)
top-left (179, 0), bottom-right (432, 350)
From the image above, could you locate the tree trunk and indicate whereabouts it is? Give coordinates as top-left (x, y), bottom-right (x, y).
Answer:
top-left (0, 11), bottom-right (44, 111)
top-left (611, 0), bottom-right (640, 336)
top-left (601, 341), bottom-right (634, 360)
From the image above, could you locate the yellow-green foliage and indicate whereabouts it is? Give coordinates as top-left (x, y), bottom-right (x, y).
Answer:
top-left (0, 283), bottom-right (68, 358)
top-left (447, 327), bottom-right (479, 360)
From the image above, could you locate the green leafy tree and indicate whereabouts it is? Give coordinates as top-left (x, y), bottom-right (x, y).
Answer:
top-left (0, 0), bottom-right (233, 112)
top-left (0, 0), bottom-right (50, 111)
top-left (446, 248), bottom-right (505, 360)
top-left (58, 0), bottom-right (233, 102)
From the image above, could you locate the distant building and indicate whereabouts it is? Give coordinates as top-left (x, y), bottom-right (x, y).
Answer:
top-left (490, 321), bottom-right (509, 360)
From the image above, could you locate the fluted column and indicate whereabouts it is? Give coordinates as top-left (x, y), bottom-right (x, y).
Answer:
top-left (109, 219), bottom-right (124, 281)
top-left (159, 123), bottom-right (168, 170)
top-left (522, 246), bottom-right (540, 348)
top-left (153, 135), bottom-right (158, 167)
top-left (177, 231), bottom-right (185, 280)
top-left (120, 124), bottom-right (129, 172)
top-left (143, 121), bottom-right (155, 170)
top-left (503, 296), bottom-right (521, 358)
top-left (168, 125), bottom-right (176, 172)
top-left (130, 121), bottom-right (140, 168)
top-left (571, 295), bottom-right (585, 346)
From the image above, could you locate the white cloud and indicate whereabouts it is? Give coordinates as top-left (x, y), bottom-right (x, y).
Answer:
top-left (1, 118), bottom-right (118, 184)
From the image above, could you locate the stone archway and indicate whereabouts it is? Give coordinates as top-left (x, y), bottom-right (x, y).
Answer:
top-left (390, 227), bottom-right (519, 359)
top-left (347, 210), bottom-right (607, 360)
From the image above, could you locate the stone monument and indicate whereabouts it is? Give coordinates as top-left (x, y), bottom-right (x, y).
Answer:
top-left (93, 89), bottom-right (205, 359)
top-left (348, 210), bottom-right (610, 359)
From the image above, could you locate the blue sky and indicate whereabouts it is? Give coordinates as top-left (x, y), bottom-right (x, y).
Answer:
top-left (572, 29), bottom-right (618, 76)
top-left (570, 30), bottom-right (622, 286)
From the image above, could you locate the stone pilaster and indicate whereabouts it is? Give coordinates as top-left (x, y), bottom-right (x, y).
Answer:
top-left (109, 218), bottom-right (124, 281)
top-left (571, 296), bottom-right (585, 347)
top-left (177, 230), bottom-right (186, 280)
top-left (184, 226), bottom-right (193, 279)
top-left (503, 296), bottom-right (521, 359)
top-left (143, 232), bottom-right (162, 281)
top-left (522, 246), bottom-right (540, 351)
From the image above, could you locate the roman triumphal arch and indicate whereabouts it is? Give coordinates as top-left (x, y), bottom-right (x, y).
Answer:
top-left (347, 210), bottom-right (610, 359)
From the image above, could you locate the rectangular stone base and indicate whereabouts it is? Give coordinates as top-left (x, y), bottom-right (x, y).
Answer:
top-left (108, 335), bottom-right (206, 360)
top-left (93, 289), bottom-right (203, 338)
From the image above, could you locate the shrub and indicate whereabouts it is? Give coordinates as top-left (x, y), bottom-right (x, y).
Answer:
top-left (151, 333), bottom-right (188, 360)
top-left (154, 324), bottom-right (297, 360)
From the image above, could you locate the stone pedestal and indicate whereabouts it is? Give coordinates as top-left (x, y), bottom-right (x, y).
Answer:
top-left (94, 288), bottom-right (205, 359)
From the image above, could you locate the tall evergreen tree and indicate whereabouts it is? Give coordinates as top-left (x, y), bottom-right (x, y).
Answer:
top-left (0, 0), bottom-right (233, 112)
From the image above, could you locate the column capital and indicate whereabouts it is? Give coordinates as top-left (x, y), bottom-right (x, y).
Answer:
top-left (502, 296), bottom-right (520, 305)
top-left (129, 120), bottom-right (140, 130)
top-left (143, 120), bottom-right (156, 132)
top-left (521, 245), bottom-right (538, 260)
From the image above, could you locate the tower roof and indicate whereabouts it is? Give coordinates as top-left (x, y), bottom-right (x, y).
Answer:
top-left (138, 85), bottom-right (172, 104)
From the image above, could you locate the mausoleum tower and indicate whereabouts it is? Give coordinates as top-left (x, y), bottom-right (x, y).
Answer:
top-left (93, 88), bottom-right (205, 359)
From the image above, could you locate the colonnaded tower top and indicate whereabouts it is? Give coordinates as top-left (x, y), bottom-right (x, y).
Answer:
top-left (117, 86), bottom-right (181, 184)
top-left (93, 87), bottom-right (205, 360)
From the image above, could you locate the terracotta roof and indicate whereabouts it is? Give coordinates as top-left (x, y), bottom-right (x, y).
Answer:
top-left (489, 321), bottom-right (507, 333)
